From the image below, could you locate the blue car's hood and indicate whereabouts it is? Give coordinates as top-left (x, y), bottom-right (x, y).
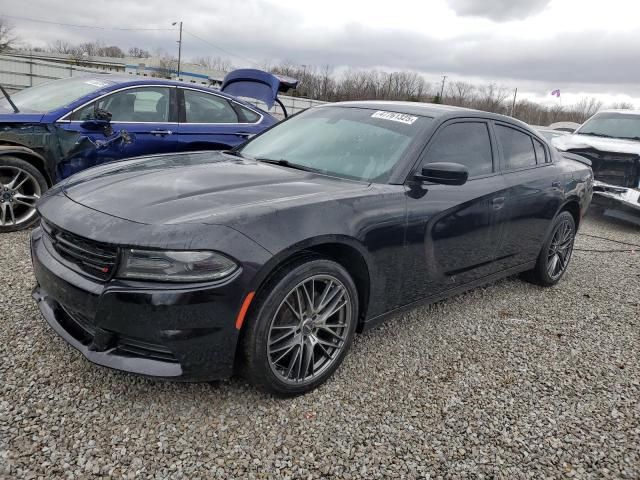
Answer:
top-left (0, 111), bottom-right (45, 123)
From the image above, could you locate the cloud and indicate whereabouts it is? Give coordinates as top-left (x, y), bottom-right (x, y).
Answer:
top-left (5, 0), bottom-right (640, 100)
top-left (447, 0), bottom-right (551, 21)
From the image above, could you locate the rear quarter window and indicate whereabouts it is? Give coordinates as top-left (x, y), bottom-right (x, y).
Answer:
top-left (496, 125), bottom-right (537, 170)
top-left (533, 138), bottom-right (547, 163)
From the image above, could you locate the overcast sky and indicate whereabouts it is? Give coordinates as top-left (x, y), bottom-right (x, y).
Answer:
top-left (4, 0), bottom-right (640, 106)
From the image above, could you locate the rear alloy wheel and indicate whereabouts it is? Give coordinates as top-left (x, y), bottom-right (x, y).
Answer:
top-left (242, 258), bottom-right (358, 396)
top-left (523, 211), bottom-right (576, 286)
top-left (0, 157), bottom-right (47, 232)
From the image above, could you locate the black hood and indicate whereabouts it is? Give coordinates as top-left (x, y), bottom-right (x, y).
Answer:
top-left (61, 151), bottom-right (367, 225)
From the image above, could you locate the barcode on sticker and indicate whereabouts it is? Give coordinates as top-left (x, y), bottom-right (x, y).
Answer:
top-left (371, 111), bottom-right (418, 125)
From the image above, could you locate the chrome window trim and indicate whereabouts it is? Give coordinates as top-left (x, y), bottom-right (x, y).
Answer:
top-left (180, 86), bottom-right (264, 125)
top-left (62, 121), bottom-right (180, 125)
top-left (57, 85), bottom-right (177, 123)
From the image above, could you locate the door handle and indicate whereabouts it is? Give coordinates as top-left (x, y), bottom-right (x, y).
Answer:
top-left (237, 132), bottom-right (254, 138)
top-left (150, 129), bottom-right (173, 136)
top-left (492, 196), bottom-right (505, 210)
top-left (552, 181), bottom-right (561, 188)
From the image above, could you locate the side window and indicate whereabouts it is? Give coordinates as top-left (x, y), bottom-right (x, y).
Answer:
top-left (72, 87), bottom-right (171, 122)
top-left (238, 105), bottom-right (260, 123)
top-left (424, 122), bottom-right (493, 177)
top-left (496, 125), bottom-right (537, 169)
top-left (183, 90), bottom-right (239, 123)
top-left (533, 138), bottom-right (547, 164)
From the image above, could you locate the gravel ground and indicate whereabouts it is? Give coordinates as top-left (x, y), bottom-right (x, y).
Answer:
top-left (1, 211), bottom-right (639, 479)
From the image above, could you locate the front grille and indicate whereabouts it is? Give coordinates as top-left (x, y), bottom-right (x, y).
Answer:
top-left (42, 221), bottom-right (118, 280)
top-left (116, 337), bottom-right (178, 363)
top-left (59, 305), bottom-right (178, 363)
top-left (568, 148), bottom-right (640, 188)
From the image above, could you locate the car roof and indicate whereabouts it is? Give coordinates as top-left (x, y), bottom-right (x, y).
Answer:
top-left (321, 100), bottom-right (534, 129)
top-left (70, 73), bottom-right (259, 107)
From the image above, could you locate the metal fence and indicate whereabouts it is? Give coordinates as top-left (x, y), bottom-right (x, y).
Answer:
top-left (245, 96), bottom-right (327, 120)
top-left (0, 55), bottom-right (106, 92)
top-left (0, 54), bottom-right (327, 117)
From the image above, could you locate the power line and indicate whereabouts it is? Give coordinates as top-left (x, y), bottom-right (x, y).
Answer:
top-left (2, 14), bottom-right (174, 31)
top-left (5, 14), bottom-right (260, 67)
top-left (183, 30), bottom-right (258, 66)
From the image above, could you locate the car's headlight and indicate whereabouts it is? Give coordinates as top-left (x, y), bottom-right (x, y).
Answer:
top-left (117, 249), bottom-right (238, 282)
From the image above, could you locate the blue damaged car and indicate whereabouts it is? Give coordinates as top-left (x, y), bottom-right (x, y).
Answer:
top-left (0, 69), bottom-right (296, 231)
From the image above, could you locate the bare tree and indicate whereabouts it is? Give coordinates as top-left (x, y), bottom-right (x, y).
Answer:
top-left (0, 17), bottom-right (17, 52)
top-left (445, 81), bottom-right (476, 107)
top-left (193, 55), bottom-right (234, 72)
top-left (608, 101), bottom-right (634, 110)
top-left (568, 97), bottom-right (603, 123)
top-left (78, 40), bottom-right (104, 57)
top-left (153, 55), bottom-right (178, 79)
top-left (128, 47), bottom-right (150, 58)
top-left (100, 45), bottom-right (124, 58)
top-left (473, 83), bottom-right (510, 113)
top-left (48, 40), bottom-right (76, 54)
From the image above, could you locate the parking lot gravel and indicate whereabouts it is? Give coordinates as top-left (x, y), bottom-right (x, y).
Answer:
top-left (1, 211), bottom-right (639, 479)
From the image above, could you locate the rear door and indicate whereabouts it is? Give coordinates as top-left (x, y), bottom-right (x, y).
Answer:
top-left (60, 86), bottom-right (178, 177)
top-left (402, 119), bottom-right (508, 303)
top-left (177, 88), bottom-right (264, 151)
top-left (492, 123), bottom-right (564, 269)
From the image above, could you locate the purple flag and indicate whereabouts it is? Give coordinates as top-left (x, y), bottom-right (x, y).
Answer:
top-left (551, 89), bottom-right (561, 97)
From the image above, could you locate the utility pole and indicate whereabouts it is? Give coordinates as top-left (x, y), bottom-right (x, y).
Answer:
top-left (510, 87), bottom-right (518, 116)
top-left (172, 21), bottom-right (183, 79)
top-left (439, 75), bottom-right (447, 99)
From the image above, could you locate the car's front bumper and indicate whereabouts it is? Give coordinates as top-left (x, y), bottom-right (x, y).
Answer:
top-left (592, 180), bottom-right (640, 215)
top-left (31, 226), bottom-right (247, 381)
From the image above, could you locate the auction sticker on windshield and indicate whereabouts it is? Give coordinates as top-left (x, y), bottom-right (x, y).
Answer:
top-left (371, 111), bottom-right (418, 125)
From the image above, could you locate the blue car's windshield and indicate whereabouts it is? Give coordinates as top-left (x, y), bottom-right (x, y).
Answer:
top-left (0, 76), bottom-right (116, 113)
top-left (239, 106), bottom-right (431, 183)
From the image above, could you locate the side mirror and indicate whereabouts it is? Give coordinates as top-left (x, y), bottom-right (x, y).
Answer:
top-left (415, 162), bottom-right (469, 186)
top-left (80, 118), bottom-right (110, 131)
top-left (80, 108), bottom-right (112, 131)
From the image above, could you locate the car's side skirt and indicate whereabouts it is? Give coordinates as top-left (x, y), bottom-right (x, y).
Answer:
top-left (359, 260), bottom-right (537, 333)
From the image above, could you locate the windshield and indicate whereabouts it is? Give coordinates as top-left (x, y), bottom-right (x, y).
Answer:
top-left (0, 76), bottom-right (116, 113)
top-left (239, 106), bottom-right (430, 182)
top-left (577, 112), bottom-right (640, 141)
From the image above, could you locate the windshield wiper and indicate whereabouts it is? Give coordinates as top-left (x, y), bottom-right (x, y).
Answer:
top-left (257, 158), bottom-right (322, 174)
top-left (578, 132), bottom-right (614, 138)
top-left (223, 149), bottom-right (246, 159)
top-left (0, 84), bottom-right (19, 113)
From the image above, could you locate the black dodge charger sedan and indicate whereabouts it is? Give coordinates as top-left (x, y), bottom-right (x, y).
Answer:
top-left (31, 101), bottom-right (593, 395)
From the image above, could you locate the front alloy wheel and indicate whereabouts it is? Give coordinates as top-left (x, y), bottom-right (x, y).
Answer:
top-left (241, 257), bottom-right (358, 396)
top-left (267, 275), bottom-right (352, 385)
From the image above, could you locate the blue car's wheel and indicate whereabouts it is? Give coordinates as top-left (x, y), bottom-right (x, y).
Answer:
top-left (0, 156), bottom-right (47, 232)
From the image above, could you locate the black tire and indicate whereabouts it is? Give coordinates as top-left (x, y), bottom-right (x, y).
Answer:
top-left (523, 211), bottom-right (576, 287)
top-left (0, 156), bottom-right (48, 233)
top-left (240, 257), bottom-right (359, 396)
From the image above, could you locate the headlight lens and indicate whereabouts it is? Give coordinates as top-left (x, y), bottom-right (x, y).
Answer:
top-left (117, 249), bottom-right (238, 282)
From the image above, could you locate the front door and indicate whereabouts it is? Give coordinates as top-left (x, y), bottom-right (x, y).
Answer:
top-left (402, 120), bottom-right (508, 304)
top-left (57, 86), bottom-right (178, 178)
